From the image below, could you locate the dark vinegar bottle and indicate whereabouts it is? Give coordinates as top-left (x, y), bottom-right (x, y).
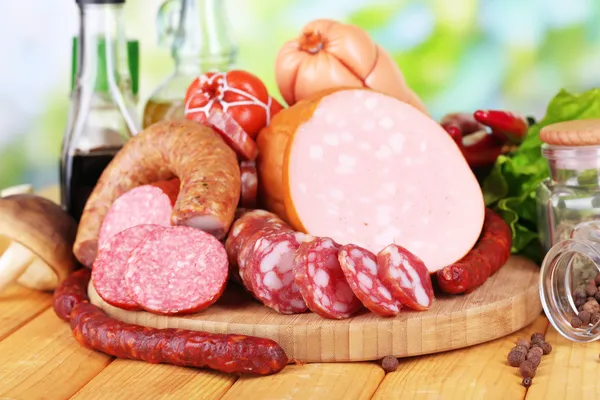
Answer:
top-left (61, 0), bottom-right (140, 221)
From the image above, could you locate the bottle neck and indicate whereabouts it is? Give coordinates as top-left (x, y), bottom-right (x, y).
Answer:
top-left (543, 144), bottom-right (600, 186)
top-left (172, 0), bottom-right (237, 74)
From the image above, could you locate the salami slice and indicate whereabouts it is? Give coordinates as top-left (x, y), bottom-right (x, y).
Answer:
top-left (226, 210), bottom-right (290, 286)
top-left (92, 224), bottom-right (166, 310)
top-left (377, 244), bottom-right (434, 311)
top-left (338, 244), bottom-right (401, 317)
top-left (293, 237), bottom-right (362, 319)
top-left (125, 226), bottom-right (228, 315)
top-left (246, 230), bottom-right (311, 314)
top-left (98, 179), bottom-right (180, 248)
top-left (240, 160), bottom-right (258, 209)
top-left (207, 108), bottom-right (259, 161)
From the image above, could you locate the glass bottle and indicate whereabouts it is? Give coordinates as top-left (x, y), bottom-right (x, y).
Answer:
top-left (142, 0), bottom-right (237, 128)
top-left (60, 0), bottom-right (141, 222)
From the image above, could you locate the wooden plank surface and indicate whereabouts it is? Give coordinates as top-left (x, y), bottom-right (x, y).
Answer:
top-left (0, 283), bottom-right (52, 340)
top-left (0, 308), bottom-right (112, 400)
top-left (90, 256), bottom-right (541, 363)
top-left (72, 360), bottom-right (237, 400)
top-left (221, 362), bottom-right (384, 400)
top-left (372, 315), bottom-right (549, 400)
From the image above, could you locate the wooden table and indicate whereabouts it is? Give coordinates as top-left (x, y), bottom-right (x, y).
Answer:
top-left (1, 283), bottom-right (599, 400)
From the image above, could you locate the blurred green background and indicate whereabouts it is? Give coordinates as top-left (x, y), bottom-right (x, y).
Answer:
top-left (1, 0), bottom-right (599, 190)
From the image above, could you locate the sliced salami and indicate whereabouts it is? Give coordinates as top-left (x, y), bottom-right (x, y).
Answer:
top-left (92, 224), bottom-right (166, 310)
top-left (98, 179), bottom-right (180, 248)
top-left (240, 160), bottom-right (258, 209)
top-left (246, 230), bottom-right (311, 314)
top-left (338, 244), bottom-right (401, 317)
top-left (293, 237), bottom-right (362, 319)
top-left (125, 226), bottom-right (228, 315)
top-left (207, 108), bottom-right (259, 161)
top-left (377, 244), bottom-right (434, 311)
top-left (226, 210), bottom-right (290, 285)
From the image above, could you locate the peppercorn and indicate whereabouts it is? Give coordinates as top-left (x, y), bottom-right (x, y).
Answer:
top-left (595, 273), bottom-right (600, 286)
top-left (528, 346), bottom-right (543, 358)
top-left (586, 282), bottom-right (598, 297)
top-left (507, 348), bottom-right (526, 367)
top-left (571, 316), bottom-right (583, 328)
top-left (516, 337), bottom-right (530, 349)
top-left (526, 351), bottom-right (542, 368)
top-left (520, 360), bottom-right (536, 378)
top-left (381, 356), bottom-right (399, 372)
top-left (592, 313), bottom-right (600, 325)
top-left (575, 287), bottom-right (587, 301)
top-left (530, 333), bottom-right (545, 345)
top-left (587, 297), bottom-right (597, 304)
top-left (583, 300), bottom-right (600, 314)
top-left (579, 310), bottom-right (592, 325)
top-left (522, 377), bottom-right (532, 388)
top-left (576, 297), bottom-right (587, 308)
top-left (514, 345), bottom-right (529, 354)
top-left (539, 342), bottom-right (552, 355)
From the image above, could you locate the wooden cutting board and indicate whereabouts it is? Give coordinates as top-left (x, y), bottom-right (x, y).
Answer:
top-left (89, 255), bottom-right (541, 363)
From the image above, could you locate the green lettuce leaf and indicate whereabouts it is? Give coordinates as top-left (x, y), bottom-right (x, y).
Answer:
top-left (483, 88), bottom-right (600, 263)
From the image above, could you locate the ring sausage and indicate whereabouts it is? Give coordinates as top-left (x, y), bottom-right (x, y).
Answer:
top-left (74, 120), bottom-right (241, 267)
top-left (54, 270), bottom-right (289, 375)
top-left (436, 208), bottom-right (512, 294)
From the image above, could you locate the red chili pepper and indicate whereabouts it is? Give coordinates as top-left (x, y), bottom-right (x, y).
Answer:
top-left (443, 124), bottom-right (504, 168)
top-left (473, 110), bottom-right (528, 144)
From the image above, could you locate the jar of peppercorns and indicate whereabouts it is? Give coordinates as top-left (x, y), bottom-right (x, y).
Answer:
top-left (538, 119), bottom-right (600, 341)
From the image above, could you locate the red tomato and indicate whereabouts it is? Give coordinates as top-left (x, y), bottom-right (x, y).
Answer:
top-left (185, 70), bottom-right (284, 139)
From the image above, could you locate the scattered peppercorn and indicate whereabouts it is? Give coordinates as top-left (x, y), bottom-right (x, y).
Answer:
top-left (526, 351), bottom-right (542, 368)
top-left (571, 316), bottom-right (583, 328)
top-left (579, 310), bottom-right (592, 325)
top-left (507, 348), bottom-right (527, 367)
top-left (514, 345), bottom-right (529, 354)
top-left (520, 360), bottom-right (536, 378)
top-left (583, 301), bottom-right (600, 314)
top-left (592, 313), bottom-right (600, 325)
top-left (528, 346), bottom-right (543, 358)
top-left (381, 356), bottom-right (399, 372)
top-left (531, 333), bottom-right (545, 345)
top-left (539, 342), bottom-right (552, 355)
top-left (522, 377), bottom-right (532, 388)
top-left (516, 337), bottom-right (530, 349)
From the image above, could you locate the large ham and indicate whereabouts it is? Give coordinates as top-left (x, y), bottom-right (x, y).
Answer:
top-left (257, 88), bottom-right (484, 272)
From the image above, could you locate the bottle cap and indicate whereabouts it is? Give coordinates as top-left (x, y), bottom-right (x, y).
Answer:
top-left (76, 0), bottom-right (126, 4)
top-left (540, 119), bottom-right (600, 146)
top-left (71, 37), bottom-right (139, 96)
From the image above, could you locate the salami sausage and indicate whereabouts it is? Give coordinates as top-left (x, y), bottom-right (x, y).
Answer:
top-left (52, 268), bottom-right (91, 322)
top-left (71, 302), bottom-right (288, 375)
top-left (98, 179), bottom-right (179, 248)
top-left (124, 226), bottom-right (228, 315)
top-left (74, 120), bottom-right (240, 267)
top-left (55, 269), bottom-right (289, 375)
top-left (240, 160), bottom-right (258, 209)
top-left (93, 225), bottom-right (166, 310)
top-left (338, 244), bottom-right (401, 317)
top-left (246, 230), bottom-right (311, 314)
top-left (293, 237), bottom-right (362, 319)
top-left (377, 244), bottom-right (434, 311)
top-left (258, 88), bottom-right (484, 271)
top-left (436, 208), bottom-right (512, 294)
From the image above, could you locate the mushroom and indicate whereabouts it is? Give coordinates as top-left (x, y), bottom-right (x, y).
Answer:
top-left (0, 186), bottom-right (77, 294)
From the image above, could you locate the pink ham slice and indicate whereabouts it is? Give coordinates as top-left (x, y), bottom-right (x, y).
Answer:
top-left (285, 89), bottom-right (484, 272)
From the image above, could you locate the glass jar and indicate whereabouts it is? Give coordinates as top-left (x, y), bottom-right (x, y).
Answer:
top-left (540, 221), bottom-right (600, 341)
top-left (142, 0), bottom-right (237, 128)
top-left (536, 144), bottom-right (600, 252)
